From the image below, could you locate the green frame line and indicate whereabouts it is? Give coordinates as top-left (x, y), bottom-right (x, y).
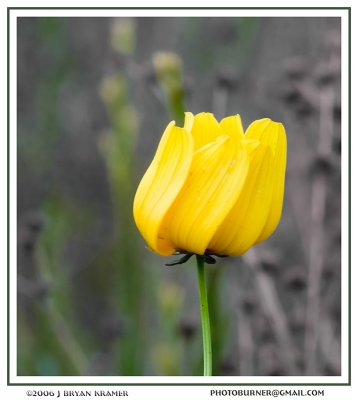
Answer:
top-left (6, 6), bottom-right (352, 10)
top-left (7, 5), bottom-right (11, 389)
top-left (5, 382), bottom-right (353, 387)
top-left (7, 6), bottom-right (351, 387)
top-left (347, 5), bottom-right (352, 388)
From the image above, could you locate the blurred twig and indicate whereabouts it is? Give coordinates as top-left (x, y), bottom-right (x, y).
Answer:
top-left (281, 43), bottom-right (340, 375)
top-left (318, 310), bottom-right (341, 374)
top-left (213, 67), bottom-right (239, 120)
top-left (304, 86), bottom-right (335, 374)
top-left (243, 250), bottom-right (299, 375)
top-left (207, 266), bottom-right (229, 376)
top-left (236, 309), bottom-right (254, 375)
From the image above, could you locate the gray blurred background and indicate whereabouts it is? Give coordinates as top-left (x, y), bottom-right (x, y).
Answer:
top-left (17, 16), bottom-right (341, 376)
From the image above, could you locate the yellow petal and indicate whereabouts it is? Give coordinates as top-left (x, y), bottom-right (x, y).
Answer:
top-left (209, 142), bottom-right (275, 256)
top-left (220, 114), bottom-right (245, 140)
top-left (183, 111), bottom-right (194, 132)
top-left (191, 112), bottom-right (222, 150)
top-left (245, 119), bottom-right (287, 243)
top-left (166, 135), bottom-right (249, 255)
top-left (133, 113), bottom-right (194, 255)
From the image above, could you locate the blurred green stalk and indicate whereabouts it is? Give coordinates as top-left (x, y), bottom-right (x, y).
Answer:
top-left (18, 197), bottom-right (91, 375)
top-left (154, 282), bottom-right (184, 375)
top-left (36, 301), bottom-right (87, 375)
top-left (99, 73), bottom-right (145, 375)
top-left (111, 18), bottom-right (136, 55)
top-left (153, 52), bottom-right (186, 125)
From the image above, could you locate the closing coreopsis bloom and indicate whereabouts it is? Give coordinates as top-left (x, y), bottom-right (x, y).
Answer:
top-left (133, 112), bottom-right (286, 257)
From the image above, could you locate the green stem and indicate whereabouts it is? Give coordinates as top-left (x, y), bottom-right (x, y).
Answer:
top-left (196, 255), bottom-right (212, 376)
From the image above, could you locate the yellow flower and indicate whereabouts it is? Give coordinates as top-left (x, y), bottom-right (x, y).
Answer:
top-left (133, 112), bottom-right (286, 257)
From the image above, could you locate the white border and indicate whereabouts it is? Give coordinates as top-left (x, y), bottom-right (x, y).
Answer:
top-left (7, 5), bottom-right (350, 390)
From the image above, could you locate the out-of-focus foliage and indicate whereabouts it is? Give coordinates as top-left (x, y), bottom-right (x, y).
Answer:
top-left (17, 17), bottom-right (341, 376)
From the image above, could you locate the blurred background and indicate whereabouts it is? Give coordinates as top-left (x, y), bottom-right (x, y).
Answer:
top-left (17, 16), bottom-right (342, 376)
